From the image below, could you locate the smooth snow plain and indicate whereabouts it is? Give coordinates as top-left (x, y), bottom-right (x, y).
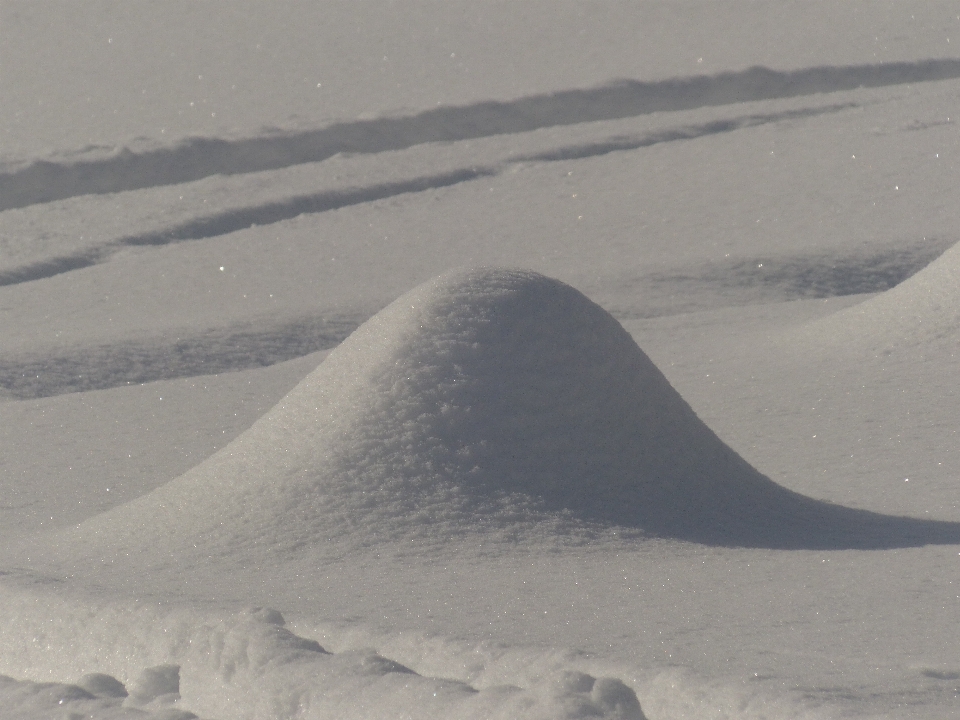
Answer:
top-left (1, 2), bottom-right (960, 719)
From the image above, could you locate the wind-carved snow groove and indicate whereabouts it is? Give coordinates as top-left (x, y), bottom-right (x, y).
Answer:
top-left (1, 242), bottom-right (952, 400)
top-left (0, 315), bottom-right (362, 400)
top-left (123, 168), bottom-right (492, 247)
top-left (608, 239), bottom-right (957, 318)
top-left (0, 169), bottom-right (493, 286)
top-left (512, 104), bottom-right (854, 163)
top-left (0, 248), bottom-right (113, 287)
top-left (713, 242), bottom-right (959, 298)
top-left (0, 104), bottom-right (849, 288)
top-left (2, 58), bottom-right (959, 210)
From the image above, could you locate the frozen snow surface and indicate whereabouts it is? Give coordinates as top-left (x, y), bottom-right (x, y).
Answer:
top-left (3, 1), bottom-right (960, 719)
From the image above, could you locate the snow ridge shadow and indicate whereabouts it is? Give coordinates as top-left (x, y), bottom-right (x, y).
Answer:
top-left (0, 169), bottom-right (492, 286)
top-left (3, 58), bottom-right (959, 210)
top-left (0, 242), bottom-right (953, 398)
top-left (0, 106), bottom-right (846, 288)
top-left (0, 315), bottom-right (361, 400)
top-left (616, 238), bottom-right (958, 316)
top-left (512, 104), bottom-right (855, 163)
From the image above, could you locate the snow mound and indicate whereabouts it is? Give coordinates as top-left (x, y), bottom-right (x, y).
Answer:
top-left (43, 268), bottom-right (960, 556)
top-left (794, 240), bottom-right (960, 354)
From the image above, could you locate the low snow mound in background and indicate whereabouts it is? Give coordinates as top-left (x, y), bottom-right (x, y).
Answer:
top-left (33, 268), bottom-right (960, 561)
top-left (794, 240), bottom-right (960, 354)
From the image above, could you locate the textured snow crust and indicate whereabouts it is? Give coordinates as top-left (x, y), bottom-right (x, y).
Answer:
top-left (0, 584), bottom-right (650, 720)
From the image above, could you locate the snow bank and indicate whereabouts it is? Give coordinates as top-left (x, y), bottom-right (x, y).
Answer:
top-left (24, 267), bottom-right (960, 571)
top-left (794, 239), bottom-right (960, 355)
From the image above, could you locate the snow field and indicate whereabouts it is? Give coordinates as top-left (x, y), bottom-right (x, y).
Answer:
top-left (3, 2), bottom-right (960, 717)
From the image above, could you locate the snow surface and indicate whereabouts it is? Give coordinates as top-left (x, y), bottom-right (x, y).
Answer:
top-left (793, 238), bottom-right (960, 355)
top-left (20, 267), bottom-right (957, 570)
top-left (2, 2), bottom-right (960, 719)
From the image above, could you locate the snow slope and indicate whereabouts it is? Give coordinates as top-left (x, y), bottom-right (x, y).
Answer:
top-left (794, 237), bottom-right (960, 355)
top-left (22, 268), bottom-right (960, 572)
top-left (2, 2), bottom-right (960, 719)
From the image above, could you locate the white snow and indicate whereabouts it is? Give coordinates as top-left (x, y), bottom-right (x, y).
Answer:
top-left (2, 2), bottom-right (960, 719)
top-left (792, 238), bottom-right (960, 355)
top-left (0, 588), bottom-right (649, 720)
top-left (21, 267), bottom-right (955, 573)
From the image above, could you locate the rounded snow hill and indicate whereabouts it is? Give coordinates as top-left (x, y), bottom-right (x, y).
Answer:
top-left (793, 239), bottom-right (960, 355)
top-left (37, 268), bottom-right (960, 565)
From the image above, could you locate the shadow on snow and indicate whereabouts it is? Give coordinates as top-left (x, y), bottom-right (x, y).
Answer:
top-left (3, 58), bottom-right (960, 210)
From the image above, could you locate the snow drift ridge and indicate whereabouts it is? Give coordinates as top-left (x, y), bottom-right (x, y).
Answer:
top-left (47, 267), bottom-right (960, 558)
top-left (795, 239), bottom-right (960, 354)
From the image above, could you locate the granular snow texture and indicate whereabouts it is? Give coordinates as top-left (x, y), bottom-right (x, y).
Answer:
top-left (794, 239), bottom-right (960, 355)
top-left (29, 268), bottom-right (960, 571)
top-left (0, 589), bottom-right (648, 720)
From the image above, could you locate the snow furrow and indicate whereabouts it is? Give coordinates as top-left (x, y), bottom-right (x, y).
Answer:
top-left (0, 101), bottom-right (900, 291)
top-left (0, 315), bottom-right (362, 399)
top-left (3, 59), bottom-right (959, 211)
top-left (0, 170), bottom-right (492, 287)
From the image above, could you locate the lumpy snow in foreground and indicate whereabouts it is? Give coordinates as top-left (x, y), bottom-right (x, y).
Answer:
top-left (0, 598), bottom-right (647, 720)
